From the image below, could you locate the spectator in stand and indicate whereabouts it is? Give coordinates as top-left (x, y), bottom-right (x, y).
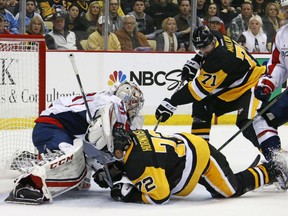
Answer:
top-left (25, 15), bottom-right (45, 35)
top-left (86, 15), bottom-right (121, 51)
top-left (45, 11), bottom-right (77, 50)
top-left (37, 0), bottom-right (66, 21)
top-left (96, 0), bottom-right (126, 16)
top-left (218, 0), bottom-right (238, 30)
top-left (252, 0), bottom-right (269, 17)
top-left (6, 0), bottom-right (18, 16)
top-left (66, 0), bottom-right (89, 17)
top-left (115, 14), bottom-right (152, 51)
top-left (109, 0), bottom-right (124, 32)
top-left (208, 16), bottom-right (225, 34)
top-left (228, 1), bottom-right (253, 42)
top-left (128, 0), bottom-right (155, 39)
top-left (237, 15), bottom-right (269, 53)
top-left (64, 3), bottom-right (87, 49)
top-left (65, 3), bottom-right (81, 31)
top-left (197, 0), bottom-right (208, 19)
top-left (0, 0), bottom-right (18, 34)
top-left (262, 2), bottom-right (281, 49)
top-left (0, 13), bottom-right (11, 34)
top-left (15, 0), bottom-right (48, 34)
top-left (156, 17), bottom-right (186, 52)
top-left (203, 3), bottom-right (226, 35)
top-left (174, 0), bottom-right (202, 50)
top-left (82, 1), bottom-right (102, 36)
top-left (144, 0), bottom-right (179, 31)
top-left (25, 16), bottom-right (47, 49)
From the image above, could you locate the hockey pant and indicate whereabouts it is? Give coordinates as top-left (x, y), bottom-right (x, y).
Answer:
top-left (191, 90), bottom-right (259, 148)
top-left (198, 144), bottom-right (270, 198)
top-left (253, 90), bottom-right (288, 160)
top-left (32, 122), bottom-right (75, 154)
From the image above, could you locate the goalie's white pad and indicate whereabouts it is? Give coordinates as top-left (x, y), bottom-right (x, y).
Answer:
top-left (5, 139), bottom-right (87, 204)
top-left (86, 102), bottom-right (117, 152)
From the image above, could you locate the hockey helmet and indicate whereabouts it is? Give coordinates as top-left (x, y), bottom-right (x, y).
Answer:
top-left (280, 0), bottom-right (288, 7)
top-left (192, 26), bottom-right (214, 49)
top-left (112, 81), bottom-right (144, 121)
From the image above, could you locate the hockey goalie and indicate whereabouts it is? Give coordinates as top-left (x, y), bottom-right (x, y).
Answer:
top-left (5, 81), bottom-right (144, 204)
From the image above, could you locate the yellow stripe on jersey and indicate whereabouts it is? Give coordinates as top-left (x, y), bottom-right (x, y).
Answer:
top-left (219, 66), bottom-right (266, 102)
top-left (175, 133), bottom-right (210, 196)
top-left (202, 157), bottom-right (236, 197)
top-left (188, 81), bottom-right (203, 101)
top-left (248, 168), bottom-right (259, 188)
top-left (191, 128), bottom-right (211, 133)
top-left (257, 164), bottom-right (270, 184)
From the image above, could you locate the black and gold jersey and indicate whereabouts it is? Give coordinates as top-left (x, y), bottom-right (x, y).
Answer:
top-left (174, 32), bottom-right (266, 105)
top-left (123, 129), bottom-right (210, 204)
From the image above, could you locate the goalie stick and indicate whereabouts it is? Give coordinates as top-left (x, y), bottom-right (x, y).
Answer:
top-left (68, 53), bottom-right (113, 188)
top-left (68, 53), bottom-right (93, 121)
top-left (218, 88), bottom-right (288, 151)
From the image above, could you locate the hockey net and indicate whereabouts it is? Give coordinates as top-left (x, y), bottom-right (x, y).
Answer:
top-left (0, 35), bottom-right (46, 178)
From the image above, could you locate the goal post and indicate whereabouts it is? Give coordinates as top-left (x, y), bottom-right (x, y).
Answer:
top-left (0, 34), bottom-right (46, 178)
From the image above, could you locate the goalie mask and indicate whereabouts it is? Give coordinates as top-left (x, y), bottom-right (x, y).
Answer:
top-left (112, 81), bottom-right (144, 121)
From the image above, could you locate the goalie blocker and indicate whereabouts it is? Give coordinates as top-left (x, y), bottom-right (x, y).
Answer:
top-left (5, 139), bottom-right (87, 204)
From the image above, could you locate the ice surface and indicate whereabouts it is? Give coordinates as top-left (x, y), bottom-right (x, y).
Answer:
top-left (0, 125), bottom-right (287, 216)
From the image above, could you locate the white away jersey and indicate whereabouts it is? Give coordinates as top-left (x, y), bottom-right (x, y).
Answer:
top-left (266, 24), bottom-right (288, 88)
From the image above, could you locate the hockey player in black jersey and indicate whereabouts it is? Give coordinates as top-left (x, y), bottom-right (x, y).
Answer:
top-left (102, 128), bottom-right (288, 204)
top-left (155, 26), bottom-right (266, 149)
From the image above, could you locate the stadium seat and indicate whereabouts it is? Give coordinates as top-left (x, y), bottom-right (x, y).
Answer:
top-left (147, 40), bottom-right (156, 51)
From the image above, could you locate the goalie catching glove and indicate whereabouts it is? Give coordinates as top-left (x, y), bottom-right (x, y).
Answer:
top-left (155, 98), bottom-right (177, 122)
top-left (254, 74), bottom-right (275, 102)
top-left (181, 54), bottom-right (202, 82)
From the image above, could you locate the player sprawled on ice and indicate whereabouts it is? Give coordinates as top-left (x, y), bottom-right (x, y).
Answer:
top-left (5, 81), bottom-right (144, 204)
top-left (155, 26), bottom-right (266, 152)
top-left (99, 128), bottom-right (288, 204)
top-left (252, 0), bottom-right (288, 188)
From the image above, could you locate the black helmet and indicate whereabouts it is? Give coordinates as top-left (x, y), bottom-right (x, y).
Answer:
top-left (192, 26), bottom-right (214, 49)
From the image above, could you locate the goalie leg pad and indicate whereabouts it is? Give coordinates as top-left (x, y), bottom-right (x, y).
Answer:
top-left (6, 139), bottom-right (87, 204)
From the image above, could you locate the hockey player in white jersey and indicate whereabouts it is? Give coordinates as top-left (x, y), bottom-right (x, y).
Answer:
top-left (5, 81), bottom-right (144, 204)
top-left (253, 0), bottom-right (288, 189)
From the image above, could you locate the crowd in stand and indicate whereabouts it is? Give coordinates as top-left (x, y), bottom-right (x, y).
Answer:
top-left (1, 0), bottom-right (287, 52)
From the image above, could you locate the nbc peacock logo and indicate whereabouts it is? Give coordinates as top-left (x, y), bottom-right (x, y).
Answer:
top-left (108, 70), bottom-right (127, 86)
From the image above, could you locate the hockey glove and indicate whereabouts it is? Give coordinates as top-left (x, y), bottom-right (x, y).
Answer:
top-left (181, 55), bottom-right (202, 82)
top-left (110, 183), bottom-right (135, 202)
top-left (93, 164), bottom-right (123, 188)
top-left (254, 74), bottom-right (275, 102)
top-left (93, 169), bottom-right (109, 188)
top-left (155, 98), bottom-right (177, 122)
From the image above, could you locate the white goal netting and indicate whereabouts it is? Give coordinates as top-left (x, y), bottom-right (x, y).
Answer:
top-left (0, 35), bottom-right (46, 178)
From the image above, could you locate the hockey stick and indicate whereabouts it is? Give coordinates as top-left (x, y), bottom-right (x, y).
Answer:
top-left (68, 53), bottom-right (93, 121)
top-left (68, 53), bottom-right (113, 188)
top-left (249, 154), bottom-right (261, 168)
top-left (154, 80), bottom-right (185, 131)
top-left (218, 88), bottom-right (288, 151)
